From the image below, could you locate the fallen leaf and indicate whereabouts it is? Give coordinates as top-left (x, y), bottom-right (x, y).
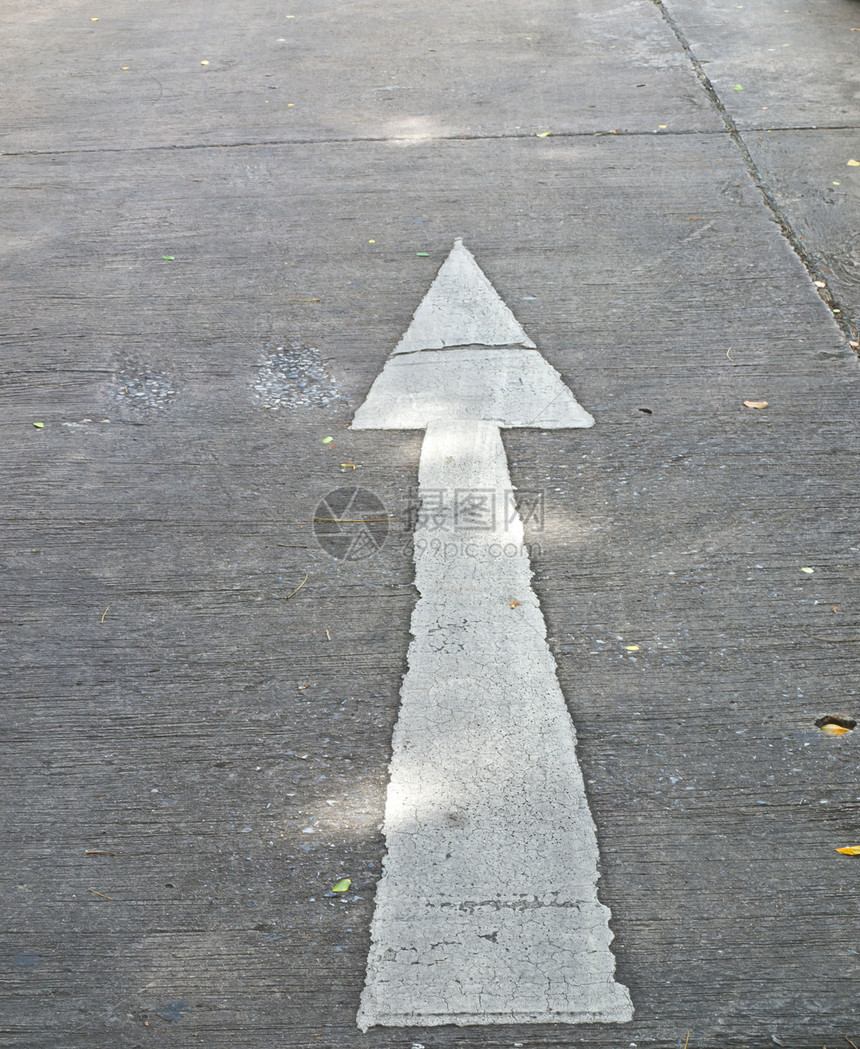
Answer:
top-left (85, 850), bottom-right (117, 855)
top-left (625, 644), bottom-right (640, 652)
top-left (200, 60), bottom-right (209, 66)
top-left (509, 600), bottom-right (521, 608)
top-left (162, 255), bottom-right (175, 261)
top-left (743, 400), bottom-right (768, 409)
top-left (332, 878), bottom-right (351, 893)
top-left (536, 131), bottom-right (552, 138)
top-left (340, 462), bottom-right (356, 469)
top-left (813, 280), bottom-right (826, 288)
top-left (820, 723), bottom-right (851, 736)
top-left (836, 846), bottom-right (860, 855)
top-left (848, 159), bottom-right (860, 166)
top-left (800, 566), bottom-right (814, 574)
top-left (33, 421), bottom-right (44, 429)
top-left (415, 252), bottom-right (429, 257)
top-left (733, 84), bottom-right (743, 91)
top-left (322, 436), bottom-right (334, 444)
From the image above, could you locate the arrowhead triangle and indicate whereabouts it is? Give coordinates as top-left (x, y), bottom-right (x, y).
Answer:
top-left (352, 240), bottom-right (594, 430)
top-left (391, 239), bottom-right (536, 355)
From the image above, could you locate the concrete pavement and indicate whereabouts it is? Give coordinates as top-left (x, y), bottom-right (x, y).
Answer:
top-left (1, 1), bottom-right (859, 1047)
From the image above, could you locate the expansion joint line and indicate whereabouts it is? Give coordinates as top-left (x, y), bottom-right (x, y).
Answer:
top-left (650, 0), bottom-right (857, 348)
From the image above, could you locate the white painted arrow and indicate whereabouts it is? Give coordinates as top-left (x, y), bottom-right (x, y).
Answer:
top-left (352, 240), bottom-right (632, 1029)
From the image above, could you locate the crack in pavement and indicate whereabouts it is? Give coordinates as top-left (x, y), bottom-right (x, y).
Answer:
top-left (649, 0), bottom-right (858, 347)
top-left (6, 123), bottom-right (858, 160)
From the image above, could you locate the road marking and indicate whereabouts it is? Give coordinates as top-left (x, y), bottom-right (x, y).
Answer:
top-left (389, 239), bottom-right (536, 356)
top-left (352, 241), bottom-right (632, 1029)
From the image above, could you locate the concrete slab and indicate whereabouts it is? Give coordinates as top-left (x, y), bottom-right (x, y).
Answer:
top-left (2, 127), bottom-right (859, 1047)
top-left (650, 0), bottom-right (860, 340)
top-left (2, 0), bottom-right (860, 1046)
top-left (0, 0), bottom-right (721, 153)
top-left (745, 128), bottom-right (860, 336)
top-left (660, 0), bottom-right (860, 130)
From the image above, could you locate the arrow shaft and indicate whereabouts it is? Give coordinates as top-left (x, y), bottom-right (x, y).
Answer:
top-left (358, 420), bottom-right (632, 1029)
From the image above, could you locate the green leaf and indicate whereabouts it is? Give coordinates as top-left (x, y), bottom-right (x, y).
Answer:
top-left (415, 252), bottom-right (429, 257)
top-left (162, 255), bottom-right (175, 261)
top-left (331, 878), bottom-right (351, 893)
top-left (33, 421), bottom-right (45, 429)
top-left (322, 436), bottom-right (334, 444)
top-left (733, 84), bottom-right (743, 91)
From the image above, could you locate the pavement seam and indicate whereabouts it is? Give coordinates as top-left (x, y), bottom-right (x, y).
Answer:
top-left (5, 127), bottom-right (858, 157)
top-left (650, 0), bottom-right (858, 350)
top-left (1, 129), bottom-right (726, 158)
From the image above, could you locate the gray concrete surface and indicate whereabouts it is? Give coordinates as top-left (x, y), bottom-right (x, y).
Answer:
top-left (1, 1), bottom-right (859, 1048)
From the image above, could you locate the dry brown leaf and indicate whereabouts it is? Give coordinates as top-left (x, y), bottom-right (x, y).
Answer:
top-left (509, 600), bottom-right (521, 608)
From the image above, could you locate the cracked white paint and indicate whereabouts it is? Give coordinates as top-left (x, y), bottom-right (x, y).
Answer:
top-left (389, 239), bottom-right (535, 356)
top-left (353, 241), bottom-right (632, 1029)
top-left (351, 344), bottom-right (593, 430)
